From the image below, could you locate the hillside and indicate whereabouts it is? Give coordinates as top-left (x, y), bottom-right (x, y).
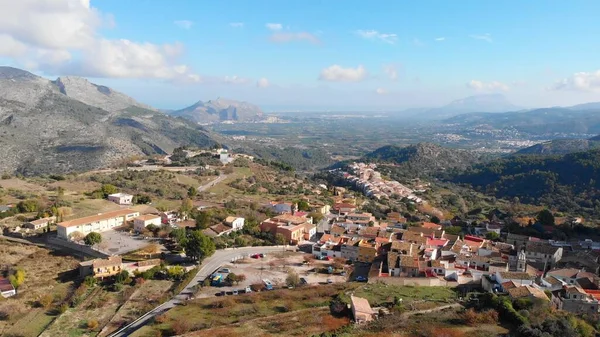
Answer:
top-left (0, 66), bottom-right (217, 175)
top-left (363, 143), bottom-right (480, 177)
top-left (170, 98), bottom-right (264, 123)
top-left (516, 139), bottom-right (600, 155)
top-left (451, 149), bottom-right (600, 217)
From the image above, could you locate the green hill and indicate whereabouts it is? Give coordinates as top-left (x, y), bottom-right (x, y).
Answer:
top-left (451, 149), bottom-right (600, 217)
top-left (363, 143), bottom-right (480, 177)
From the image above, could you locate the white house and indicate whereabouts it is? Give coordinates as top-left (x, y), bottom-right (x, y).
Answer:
top-left (133, 214), bottom-right (162, 232)
top-left (23, 216), bottom-right (55, 230)
top-left (0, 277), bottom-right (16, 298)
top-left (107, 193), bottom-right (133, 205)
top-left (224, 216), bottom-right (245, 230)
top-left (57, 209), bottom-right (139, 240)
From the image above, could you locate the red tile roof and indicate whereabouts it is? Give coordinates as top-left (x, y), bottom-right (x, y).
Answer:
top-left (422, 222), bottom-right (442, 230)
top-left (0, 277), bottom-right (14, 292)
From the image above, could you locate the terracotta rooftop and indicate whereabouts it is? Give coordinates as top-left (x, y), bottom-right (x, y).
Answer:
top-left (134, 214), bottom-right (161, 222)
top-left (58, 209), bottom-right (137, 228)
top-left (92, 256), bottom-right (122, 269)
top-left (0, 277), bottom-right (14, 292)
top-left (273, 214), bottom-right (308, 225)
top-left (508, 285), bottom-right (549, 301)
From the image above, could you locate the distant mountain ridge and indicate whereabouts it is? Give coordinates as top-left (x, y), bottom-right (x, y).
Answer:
top-left (411, 94), bottom-right (523, 120)
top-left (0, 66), bottom-right (217, 175)
top-left (170, 98), bottom-right (264, 123)
top-left (363, 143), bottom-right (481, 176)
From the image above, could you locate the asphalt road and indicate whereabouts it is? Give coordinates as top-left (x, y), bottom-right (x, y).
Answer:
top-left (109, 246), bottom-right (285, 337)
top-left (197, 174), bottom-right (228, 193)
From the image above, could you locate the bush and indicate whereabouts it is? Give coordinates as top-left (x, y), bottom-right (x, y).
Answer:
top-left (58, 303), bottom-right (69, 314)
top-left (84, 276), bottom-right (97, 287)
top-left (111, 283), bottom-right (124, 292)
top-left (86, 319), bottom-right (99, 330)
top-left (38, 294), bottom-right (54, 309)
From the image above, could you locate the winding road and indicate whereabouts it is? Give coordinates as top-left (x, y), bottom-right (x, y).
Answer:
top-left (109, 246), bottom-right (285, 337)
top-left (197, 173), bottom-right (228, 193)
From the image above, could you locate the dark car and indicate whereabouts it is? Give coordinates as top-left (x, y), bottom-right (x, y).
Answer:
top-left (300, 277), bottom-right (308, 285)
top-left (355, 276), bottom-right (367, 282)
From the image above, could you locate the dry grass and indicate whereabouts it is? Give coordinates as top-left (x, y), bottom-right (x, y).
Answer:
top-left (0, 178), bottom-right (48, 193)
top-left (67, 199), bottom-right (122, 218)
top-left (99, 280), bottom-right (173, 337)
top-left (133, 283), bottom-right (351, 337)
top-left (0, 240), bottom-right (80, 337)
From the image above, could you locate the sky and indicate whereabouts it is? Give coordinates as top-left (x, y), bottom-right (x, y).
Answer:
top-left (2, 0), bottom-right (600, 111)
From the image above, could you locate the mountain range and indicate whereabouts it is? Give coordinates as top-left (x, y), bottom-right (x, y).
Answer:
top-left (0, 66), bottom-right (218, 175)
top-left (403, 94), bottom-right (523, 120)
top-left (169, 98), bottom-right (264, 123)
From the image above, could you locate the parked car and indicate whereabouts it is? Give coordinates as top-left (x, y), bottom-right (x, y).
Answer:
top-left (355, 276), bottom-right (367, 282)
top-left (245, 286), bottom-right (252, 293)
top-left (327, 278), bottom-right (333, 284)
top-left (300, 277), bottom-right (308, 285)
top-left (250, 254), bottom-right (260, 259)
top-left (232, 289), bottom-right (238, 295)
top-left (219, 268), bottom-right (231, 273)
top-left (259, 253), bottom-right (266, 258)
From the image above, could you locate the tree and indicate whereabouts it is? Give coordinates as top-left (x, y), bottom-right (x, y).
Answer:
top-left (167, 266), bottom-right (186, 280)
top-left (179, 198), bottom-right (193, 219)
top-left (445, 226), bottom-right (462, 236)
top-left (226, 273), bottom-right (239, 285)
top-left (236, 274), bottom-right (246, 284)
top-left (536, 209), bottom-right (555, 226)
top-left (308, 211), bottom-right (324, 223)
top-left (486, 231), bottom-right (500, 241)
top-left (275, 233), bottom-right (287, 245)
top-left (187, 186), bottom-right (197, 198)
top-left (84, 232), bottom-right (102, 246)
top-left (286, 270), bottom-right (300, 287)
top-left (115, 270), bottom-right (130, 284)
top-left (38, 293), bottom-right (54, 309)
top-left (297, 200), bottom-right (310, 211)
top-left (195, 211), bottom-right (211, 229)
top-left (169, 228), bottom-right (187, 245)
top-left (100, 184), bottom-right (118, 197)
top-left (184, 230), bottom-right (216, 262)
top-left (8, 268), bottom-right (25, 288)
top-left (431, 216), bottom-right (441, 224)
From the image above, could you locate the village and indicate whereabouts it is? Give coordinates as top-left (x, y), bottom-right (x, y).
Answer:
top-left (0, 151), bottom-right (599, 336)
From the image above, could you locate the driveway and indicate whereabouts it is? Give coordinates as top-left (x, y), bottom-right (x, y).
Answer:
top-left (109, 246), bottom-right (285, 337)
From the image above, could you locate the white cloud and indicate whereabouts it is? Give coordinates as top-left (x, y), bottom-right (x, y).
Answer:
top-left (266, 23), bottom-right (283, 31)
top-left (376, 88), bottom-right (388, 95)
top-left (551, 70), bottom-right (600, 92)
top-left (355, 30), bottom-right (397, 44)
top-left (270, 32), bottom-right (320, 44)
top-left (467, 80), bottom-right (509, 91)
top-left (229, 22), bottom-right (244, 28)
top-left (223, 75), bottom-right (249, 85)
top-left (383, 64), bottom-right (398, 81)
top-left (435, 37), bottom-right (445, 41)
top-left (0, 0), bottom-right (199, 82)
top-left (319, 65), bottom-right (368, 82)
top-left (174, 20), bottom-right (193, 30)
top-left (256, 78), bottom-right (270, 88)
top-left (469, 33), bottom-right (492, 43)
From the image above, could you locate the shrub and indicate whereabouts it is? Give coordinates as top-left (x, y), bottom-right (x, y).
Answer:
top-left (171, 318), bottom-right (192, 335)
top-left (58, 303), bottom-right (69, 314)
top-left (83, 276), bottom-right (97, 287)
top-left (86, 319), bottom-right (99, 330)
top-left (38, 294), bottom-right (54, 309)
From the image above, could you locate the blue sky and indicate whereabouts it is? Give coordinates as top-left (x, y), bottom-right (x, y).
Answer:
top-left (2, 0), bottom-right (600, 110)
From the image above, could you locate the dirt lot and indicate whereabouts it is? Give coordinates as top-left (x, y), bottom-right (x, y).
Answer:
top-left (0, 239), bottom-right (80, 337)
top-left (194, 251), bottom-right (348, 298)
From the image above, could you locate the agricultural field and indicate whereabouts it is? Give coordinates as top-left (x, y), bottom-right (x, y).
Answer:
top-left (0, 239), bottom-right (80, 337)
top-left (39, 279), bottom-right (174, 337)
top-left (133, 281), bottom-right (461, 337)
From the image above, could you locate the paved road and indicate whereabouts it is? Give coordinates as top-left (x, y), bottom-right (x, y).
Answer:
top-left (109, 246), bottom-right (285, 337)
top-left (197, 174), bottom-right (228, 193)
